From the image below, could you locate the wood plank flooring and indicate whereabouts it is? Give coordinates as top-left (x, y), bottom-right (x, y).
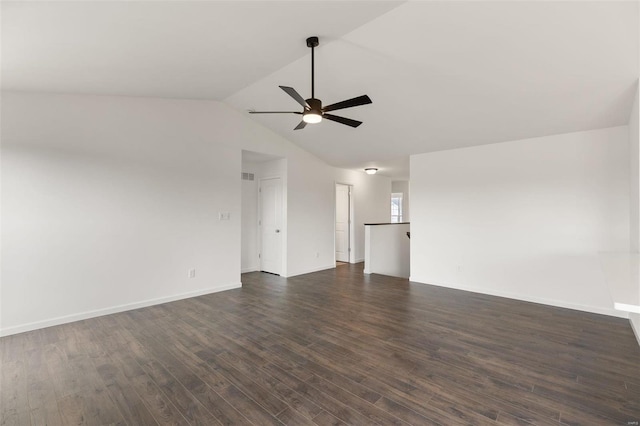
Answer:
top-left (2, 262), bottom-right (639, 425)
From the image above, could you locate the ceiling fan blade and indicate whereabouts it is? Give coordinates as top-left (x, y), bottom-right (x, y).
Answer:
top-left (323, 95), bottom-right (372, 112)
top-left (280, 86), bottom-right (310, 109)
top-left (323, 114), bottom-right (362, 128)
top-left (249, 111), bottom-right (302, 114)
top-left (294, 121), bottom-right (307, 130)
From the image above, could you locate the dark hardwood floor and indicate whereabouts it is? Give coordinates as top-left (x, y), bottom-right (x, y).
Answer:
top-left (2, 263), bottom-right (639, 425)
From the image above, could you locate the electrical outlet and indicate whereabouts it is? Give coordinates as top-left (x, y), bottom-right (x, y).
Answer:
top-left (316, 252), bottom-right (320, 258)
top-left (188, 269), bottom-right (196, 278)
top-left (456, 265), bottom-right (462, 272)
top-left (218, 212), bottom-right (230, 220)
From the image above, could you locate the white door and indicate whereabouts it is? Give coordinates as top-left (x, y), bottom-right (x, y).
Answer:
top-left (260, 177), bottom-right (282, 275)
top-left (335, 184), bottom-right (350, 262)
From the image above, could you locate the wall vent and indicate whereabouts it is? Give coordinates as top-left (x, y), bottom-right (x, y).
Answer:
top-left (241, 172), bottom-right (255, 181)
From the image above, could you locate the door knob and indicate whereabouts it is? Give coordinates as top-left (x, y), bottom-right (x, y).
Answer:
top-left (275, 229), bottom-right (280, 233)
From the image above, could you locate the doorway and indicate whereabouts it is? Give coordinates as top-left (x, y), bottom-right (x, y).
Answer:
top-left (335, 183), bottom-right (353, 263)
top-left (241, 151), bottom-right (285, 275)
top-left (260, 177), bottom-right (283, 275)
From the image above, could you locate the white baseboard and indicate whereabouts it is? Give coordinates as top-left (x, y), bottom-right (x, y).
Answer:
top-left (354, 258), bottom-right (364, 263)
top-left (287, 264), bottom-right (336, 278)
top-left (0, 282), bottom-right (242, 337)
top-left (241, 267), bottom-right (259, 273)
top-left (409, 276), bottom-right (628, 319)
top-left (615, 302), bottom-right (640, 314)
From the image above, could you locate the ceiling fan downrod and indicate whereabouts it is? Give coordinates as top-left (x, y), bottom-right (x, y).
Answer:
top-left (307, 36), bottom-right (319, 100)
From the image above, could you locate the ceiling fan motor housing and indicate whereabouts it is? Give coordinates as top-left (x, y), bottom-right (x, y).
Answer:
top-left (306, 98), bottom-right (322, 114)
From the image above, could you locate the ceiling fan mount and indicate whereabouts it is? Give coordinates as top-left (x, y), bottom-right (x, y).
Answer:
top-left (249, 36), bottom-right (372, 130)
top-left (306, 36), bottom-right (319, 48)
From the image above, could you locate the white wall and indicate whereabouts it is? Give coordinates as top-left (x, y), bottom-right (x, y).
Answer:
top-left (1, 93), bottom-right (241, 334)
top-left (411, 126), bottom-right (630, 317)
top-left (283, 164), bottom-right (391, 275)
top-left (391, 180), bottom-right (410, 222)
top-left (630, 85), bottom-right (639, 252)
top-left (364, 224), bottom-right (410, 278)
top-left (1, 91), bottom-right (391, 335)
top-left (334, 169), bottom-right (392, 263)
top-left (629, 83), bottom-right (640, 343)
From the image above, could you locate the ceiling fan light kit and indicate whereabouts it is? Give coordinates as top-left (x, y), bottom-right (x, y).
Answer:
top-left (303, 111), bottom-right (322, 124)
top-left (302, 97), bottom-right (323, 123)
top-left (249, 36), bottom-right (372, 130)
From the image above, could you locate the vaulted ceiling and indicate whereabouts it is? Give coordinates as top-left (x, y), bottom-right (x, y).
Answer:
top-left (3, 1), bottom-right (638, 179)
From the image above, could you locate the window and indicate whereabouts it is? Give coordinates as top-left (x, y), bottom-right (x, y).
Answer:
top-left (391, 193), bottom-right (403, 223)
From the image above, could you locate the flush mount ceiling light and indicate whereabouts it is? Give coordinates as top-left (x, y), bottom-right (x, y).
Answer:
top-left (249, 36), bottom-right (372, 130)
top-left (365, 168), bottom-right (378, 175)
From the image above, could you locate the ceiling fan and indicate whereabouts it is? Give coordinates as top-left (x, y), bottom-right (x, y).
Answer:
top-left (249, 36), bottom-right (372, 130)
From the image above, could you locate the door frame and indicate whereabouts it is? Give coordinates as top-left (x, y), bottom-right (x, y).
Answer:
top-left (334, 182), bottom-right (355, 264)
top-left (259, 176), bottom-right (284, 275)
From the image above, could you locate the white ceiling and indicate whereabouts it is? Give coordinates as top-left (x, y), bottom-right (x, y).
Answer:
top-left (1, 1), bottom-right (401, 99)
top-left (3, 1), bottom-right (638, 180)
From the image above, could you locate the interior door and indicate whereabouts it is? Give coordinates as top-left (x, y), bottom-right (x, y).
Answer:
top-left (335, 184), bottom-right (350, 262)
top-left (260, 177), bottom-right (282, 275)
